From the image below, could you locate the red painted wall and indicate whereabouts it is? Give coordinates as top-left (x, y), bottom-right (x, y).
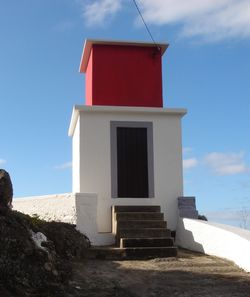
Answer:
top-left (85, 44), bottom-right (163, 107)
top-left (85, 49), bottom-right (93, 105)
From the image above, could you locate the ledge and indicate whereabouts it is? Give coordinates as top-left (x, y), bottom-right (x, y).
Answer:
top-left (68, 105), bottom-right (187, 136)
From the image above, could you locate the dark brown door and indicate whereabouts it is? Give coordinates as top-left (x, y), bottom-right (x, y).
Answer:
top-left (117, 127), bottom-right (149, 197)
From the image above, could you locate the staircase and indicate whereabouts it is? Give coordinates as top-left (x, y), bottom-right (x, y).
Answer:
top-left (112, 205), bottom-right (177, 259)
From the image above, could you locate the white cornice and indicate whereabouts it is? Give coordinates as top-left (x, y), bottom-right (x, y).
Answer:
top-left (68, 105), bottom-right (187, 136)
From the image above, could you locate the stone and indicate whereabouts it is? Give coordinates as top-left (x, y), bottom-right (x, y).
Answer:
top-left (44, 262), bottom-right (53, 271)
top-left (198, 214), bottom-right (208, 221)
top-left (178, 196), bottom-right (198, 219)
top-left (179, 209), bottom-right (199, 219)
top-left (178, 197), bottom-right (196, 207)
top-left (0, 169), bottom-right (13, 208)
top-left (52, 269), bottom-right (59, 277)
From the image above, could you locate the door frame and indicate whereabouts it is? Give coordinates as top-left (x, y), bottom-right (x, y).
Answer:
top-left (110, 121), bottom-right (154, 198)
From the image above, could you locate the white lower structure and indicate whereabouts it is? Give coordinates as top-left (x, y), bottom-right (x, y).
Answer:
top-left (68, 105), bottom-right (186, 245)
top-left (176, 218), bottom-right (250, 272)
top-left (14, 195), bottom-right (250, 266)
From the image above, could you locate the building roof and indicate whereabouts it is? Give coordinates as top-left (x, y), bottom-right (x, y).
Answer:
top-left (79, 39), bottom-right (169, 73)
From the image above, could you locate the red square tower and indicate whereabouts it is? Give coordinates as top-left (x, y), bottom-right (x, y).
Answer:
top-left (79, 40), bottom-right (168, 108)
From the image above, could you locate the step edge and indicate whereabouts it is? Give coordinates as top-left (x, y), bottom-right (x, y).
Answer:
top-left (121, 236), bottom-right (173, 240)
top-left (122, 246), bottom-right (177, 250)
top-left (115, 212), bottom-right (164, 215)
top-left (118, 228), bottom-right (171, 231)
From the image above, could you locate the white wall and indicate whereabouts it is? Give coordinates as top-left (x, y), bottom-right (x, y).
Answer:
top-left (75, 192), bottom-right (114, 245)
top-left (13, 192), bottom-right (113, 245)
top-left (69, 105), bottom-right (186, 233)
top-left (176, 218), bottom-right (250, 272)
top-left (72, 118), bottom-right (80, 192)
top-left (13, 193), bottom-right (76, 224)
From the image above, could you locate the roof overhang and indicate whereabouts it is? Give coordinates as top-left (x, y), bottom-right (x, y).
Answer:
top-left (79, 39), bottom-right (169, 73)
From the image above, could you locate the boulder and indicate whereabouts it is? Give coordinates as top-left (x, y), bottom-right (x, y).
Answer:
top-left (0, 169), bottom-right (13, 208)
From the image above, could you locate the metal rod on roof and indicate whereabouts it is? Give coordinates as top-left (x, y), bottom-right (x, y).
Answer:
top-left (132, 0), bottom-right (161, 52)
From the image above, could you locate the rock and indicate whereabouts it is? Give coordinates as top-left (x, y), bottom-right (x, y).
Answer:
top-left (30, 230), bottom-right (48, 251)
top-left (39, 221), bottom-right (91, 260)
top-left (52, 269), bottom-right (59, 277)
top-left (0, 210), bottom-right (90, 297)
top-left (0, 169), bottom-right (13, 209)
top-left (44, 262), bottom-right (53, 271)
top-left (198, 214), bottom-right (208, 221)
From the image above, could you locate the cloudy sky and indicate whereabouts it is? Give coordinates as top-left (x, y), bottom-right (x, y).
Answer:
top-left (1, 0), bottom-right (250, 227)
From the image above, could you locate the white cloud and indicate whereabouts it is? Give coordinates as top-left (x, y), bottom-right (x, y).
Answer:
top-left (138, 0), bottom-right (227, 24)
top-left (204, 152), bottom-right (249, 175)
top-left (54, 162), bottom-right (72, 170)
top-left (77, 0), bottom-right (250, 42)
top-left (138, 0), bottom-right (250, 41)
top-left (80, 0), bottom-right (122, 26)
top-left (183, 158), bottom-right (198, 169)
top-left (0, 159), bottom-right (6, 165)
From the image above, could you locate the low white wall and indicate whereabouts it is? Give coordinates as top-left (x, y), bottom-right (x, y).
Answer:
top-left (13, 192), bottom-right (115, 246)
top-left (176, 218), bottom-right (250, 272)
top-left (13, 193), bottom-right (76, 224)
top-left (75, 193), bottom-right (114, 246)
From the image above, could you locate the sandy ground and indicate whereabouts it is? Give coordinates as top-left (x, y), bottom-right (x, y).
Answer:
top-left (66, 249), bottom-right (250, 297)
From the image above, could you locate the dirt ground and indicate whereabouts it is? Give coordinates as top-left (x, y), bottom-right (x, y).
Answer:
top-left (66, 249), bottom-right (250, 297)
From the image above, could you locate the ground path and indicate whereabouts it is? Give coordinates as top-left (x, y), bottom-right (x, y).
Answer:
top-left (66, 249), bottom-right (250, 297)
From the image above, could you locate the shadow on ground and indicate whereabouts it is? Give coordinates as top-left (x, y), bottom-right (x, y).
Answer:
top-left (65, 249), bottom-right (250, 297)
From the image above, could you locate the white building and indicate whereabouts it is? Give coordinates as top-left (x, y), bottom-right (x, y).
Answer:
top-left (68, 39), bottom-right (186, 245)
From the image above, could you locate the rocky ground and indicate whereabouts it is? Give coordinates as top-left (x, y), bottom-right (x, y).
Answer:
top-left (0, 208), bottom-right (90, 297)
top-left (1, 208), bottom-right (250, 297)
top-left (69, 249), bottom-right (250, 297)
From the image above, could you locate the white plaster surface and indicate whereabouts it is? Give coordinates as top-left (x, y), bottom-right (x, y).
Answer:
top-left (72, 118), bottom-right (80, 193)
top-left (176, 218), bottom-right (250, 272)
top-left (75, 193), bottom-right (114, 245)
top-left (69, 105), bottom-right (186, 233)
top-left (13, 193), bottom-right (76, 224)
top-left (13, 192), bottom-right (114, 246)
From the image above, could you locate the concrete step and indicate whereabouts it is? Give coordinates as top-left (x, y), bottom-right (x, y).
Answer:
top-left (117, 220), bottom-right (167, 230)
top-left (113, 205), bottom-right (161, 213)
top-left (117, 228), bottom-right (171, 239)
top-left (86, 246), bottom-right (177, 260)
top-left (120, 237), bottom-right (174, 248)
top-left (124, 246), bottom-right (178, 259)
top-left (115, 212), bottom-right (164, 221)
top-left (86, 246), bottom-right (126, 260)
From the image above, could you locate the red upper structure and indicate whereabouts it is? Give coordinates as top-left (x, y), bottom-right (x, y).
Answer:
top-left (79, 39), bottom-right (168, 108)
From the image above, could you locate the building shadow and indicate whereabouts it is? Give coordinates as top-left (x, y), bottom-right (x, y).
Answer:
top-left (69, 251), bottom-right (250, 297)
top-left (176, 218), bottom-right (205, 254)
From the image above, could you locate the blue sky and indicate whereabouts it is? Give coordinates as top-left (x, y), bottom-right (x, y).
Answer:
top-left (1, 0), bottom-right (250, 227)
